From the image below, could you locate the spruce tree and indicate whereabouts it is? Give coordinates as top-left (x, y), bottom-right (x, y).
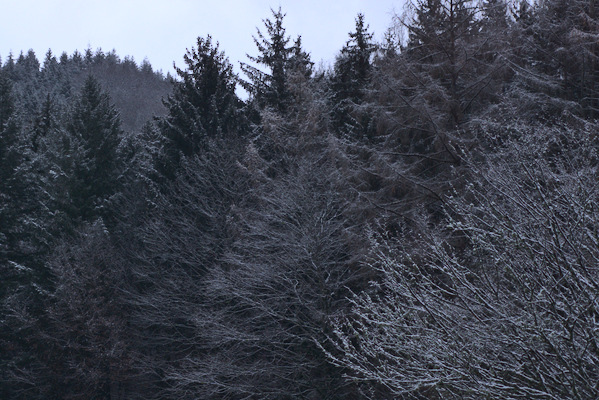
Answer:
top-left (61, 75), bottom-right (123, 226)
top-left (0, 72), bottom-right (54, 400)
top-left (157, 35), bottom-right (243, 180)
top-left (0, 73), bottom-right (28, 268)
top-left (406, 0), bottom-right (480, 126)
top-left (330, 13), bottom-right (375, 134)
top-left (241, 8), bottom-right (303, 113)
top-left (522, 0), bottom-right (599, 117)
top-left (332, 13), bottom-right (374, 104)
top-left (0, 73), bottom-right (21, 281)
top-left (287, 36), bottom-right (313, 81)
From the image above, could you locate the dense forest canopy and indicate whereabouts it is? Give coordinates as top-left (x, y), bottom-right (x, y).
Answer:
top-left (1, 1), bottom-right (598, 399)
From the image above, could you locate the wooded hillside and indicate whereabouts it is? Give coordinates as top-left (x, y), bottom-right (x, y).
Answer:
top-left (1, 1), bottom-right (598, 399)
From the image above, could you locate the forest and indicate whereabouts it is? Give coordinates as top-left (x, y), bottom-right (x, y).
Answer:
top-left (1, 0), bottom-right (598, 398)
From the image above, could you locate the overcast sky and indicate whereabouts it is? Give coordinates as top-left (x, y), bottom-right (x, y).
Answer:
top-left (1, 0), bottom-right (405, 76)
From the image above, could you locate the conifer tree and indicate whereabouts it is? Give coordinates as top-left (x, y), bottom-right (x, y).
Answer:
top-left (369, 0), bottom-right (492, 155)
top-left (31, 94), bottom-right (55, 152)
top-left (408, 0), bottom-right (481, 126)
top-left (330, 13), bottom-right (375, 134)
top-left (521, 0), bottom-right (599, 117)
top-left (241, 8), bottom-right (304, 113)
top-left (0, 73), bottom-right (31, 268)
top-left (2, 53), bottom-right (16, 79)
top-left (157, 35), bottom-right (243, 180)
top-left (332, 14), bottom-right (375, 105)
top-left (287, 36), bottom-right (313, 81)
top-left (0, 73), bottom-right (22, 275)
top-left (60, 75), bottom-right (123, 226)
top-left (0, 72), bottom-right (55, 400)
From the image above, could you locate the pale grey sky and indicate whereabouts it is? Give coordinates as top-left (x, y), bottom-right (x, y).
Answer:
top-left (1, 0), bottom-right (404, 75)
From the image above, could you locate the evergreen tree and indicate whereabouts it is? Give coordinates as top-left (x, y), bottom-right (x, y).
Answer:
top-left (43, 221), bottom-right (134, 400)
top-left (0, 74), bottom-right (40, 269)
top-left (2, 53), bottom-right (16, 79)
top-left (368, 0), bottom-right (493, 156)
top-left (0, 72), bottom-right (55, 400)
top-left (0, 73), bottom-right (23, 276)
top-left (332, 13), bottom-right (375, 104)
top-left (330, 13), bottom-right (375, 135)
top-left (60, 75), bottom-right (124, 226)
top-left (157, 35), bottom-right (243, 180)
top-left (520, 0), bottom-right (599, 117)
top-left (407, 0), bottom-right (480, 126)
top-left (14, 50), bottom-right (40, 81)
top-left (241, 8), bottom-right (299, 113)
top-left (42, 50), bottom-right (58, 74)
top-left (287, 36), bottom-right (313, 81)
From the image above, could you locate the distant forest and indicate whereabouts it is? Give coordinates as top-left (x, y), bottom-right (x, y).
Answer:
top-left (1, 1), bottom-right (598, 399)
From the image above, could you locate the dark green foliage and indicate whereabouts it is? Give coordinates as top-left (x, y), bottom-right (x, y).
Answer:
top-left (0, 73), bottom-right (45, 270)
top-left (31, 94), bottom-right (55, 152)
top-left (332, 13), bottom-right (374, 105)
top-left (2, 47), bottom-right (172, 133)
top-left (330, 13), bottom-right (375, 135)
top-left (157, 35), bottom-right (243, 179)
top-left (520, 0), bottom-right (599, 117)
top-left (43, 222), bottom-right (134, 400)
top-left (241, 8), bottom-right (312, 114)
top-left (242, 7), bottom-right (292, 111)
top-left (0, 72), bottom-right (54, 400)
top-left (407, 0), bottom-right (480, 125)
top-left (61, 75), bottom-right (124, 225)
top-left (0, 73), bottom-right (23, 278)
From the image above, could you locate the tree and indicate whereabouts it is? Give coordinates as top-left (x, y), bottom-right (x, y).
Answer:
top-left (344, 0), bottom-right (505, 227)
top-left (0, 72), bottom-right (55, 400)
top-left (160, 147), bottom-right (366, 399)
top-left (0, 75), bottom-right (21, 222)
top-left (0, 73), bottom-right (43, 271)
top-left (331, 14), bottom-right (376, 138)
top-left (241, 8), bottom-right (308, 113)
top-left (0, 76), bottom-right (27, 396)
top-left (518, 0), bottom-right (599, 117)
top-left (330, 13), bottom-right (375, 124)
top-left (31, 94), bottom-right (56, 153)
top-left (124, 143), bottom-right (250, 399)
top-left (59, 75), bottom-right (124, 226)
top-left (43, 221), bottom-right (134, 400)
top-left (368, 0), bottom-right (501, 148)
top-left (157, 35), bottom-right (243, 180)
top-left (326, 121), bottom-right (599, 399)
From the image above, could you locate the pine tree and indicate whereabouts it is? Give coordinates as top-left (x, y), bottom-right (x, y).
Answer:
top-left (241, 7), bottom-right (299, 113)
top-left (60, 75), bottom-right (123, 226)
top-left (157, 35), bottom-right (243, 180)
top-left (332, 13), bottom-right (375, 104)
top-left (521, 0), bottom-right (599, 117)
top-left (0, 72), bottom-right (55, 400)
top-left (0, 73), bottom-right (27, 267)
top-left (330, 13), bottom-right (375, 134)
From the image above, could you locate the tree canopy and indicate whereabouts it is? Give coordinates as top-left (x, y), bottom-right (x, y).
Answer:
top-left (2, 3), bottom-right (599, 399)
